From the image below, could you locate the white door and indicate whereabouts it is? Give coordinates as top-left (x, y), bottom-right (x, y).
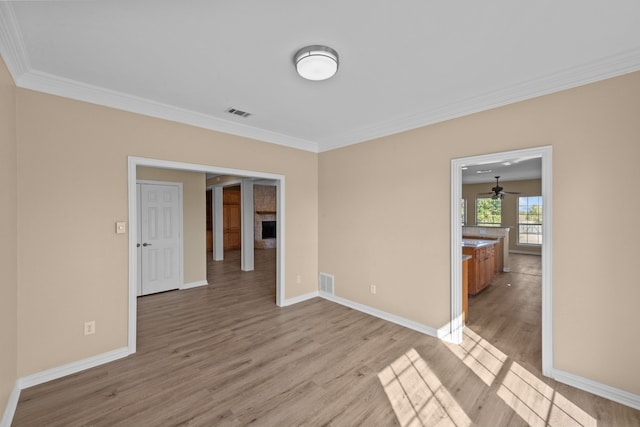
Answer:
top-left (137, 182), bottom-right (182, 295)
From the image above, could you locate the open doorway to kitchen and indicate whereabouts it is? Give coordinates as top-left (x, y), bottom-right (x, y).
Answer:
top-left (450, 146), bottom-right (552, 376)
top-left (127, 157), bottom-right (285, 355)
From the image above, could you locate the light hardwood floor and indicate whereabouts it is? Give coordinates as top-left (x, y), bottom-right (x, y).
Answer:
top-left (12, 251), bottom-right (640, 426)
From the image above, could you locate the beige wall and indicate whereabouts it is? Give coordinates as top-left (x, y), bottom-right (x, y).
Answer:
top-left (15, 88), bottom-right (318, 377)
top-left (319, 72), bottom-right (640, 394)
top-left (463, 179), bottom-right (542, 254)
top-left (0, 58), bottom-right (18, 416)
top-left (137, 167), bottom-right (207, 285)
top-left (4, 48), bottom-right (640, 406)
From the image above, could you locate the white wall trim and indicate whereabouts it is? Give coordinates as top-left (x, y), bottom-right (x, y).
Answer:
top-left (282, 291), bottom-right (319, 306)
top-left (452, 146), bottom-right (553, 373)
top-left (0, 348), bottom-right (128, 427)
top-left (2, 0), bottom-right (639, 154)
top-left (275, 178), bottom-right (285, 307)
top-left (320, 293), bottom-right (440, 338)
top-left (240, 179), bottom-right (255, 272)
top-left (17, 347), bottom-right (129, 390)
top-left (0, 383), bottom-right (20, 427)
top-left (0, 2), bottom-right (30, 79)
top-left (22, 69), bottom-right (319, 152)
top-left (509, 249), bottom-right (542, 256)
top-left (128, 156), bottom-right (286, 353)
top-left (551, 368), bottom-right (640, 412)
top-left (450, 161), bottom-right (464, 344)
top-left (180, 280), bottom-right (208, 290)
top-left (317, 47), bottom-right (640, 152)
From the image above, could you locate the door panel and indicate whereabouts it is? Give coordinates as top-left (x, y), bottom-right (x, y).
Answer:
top-left (140, 183), bottom-right (181, 295)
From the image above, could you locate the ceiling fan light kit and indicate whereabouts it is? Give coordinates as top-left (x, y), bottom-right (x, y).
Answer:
top-left (479, 176), bottom-right (521, 199)
top-left (294, 45), bottom-right (339, 81)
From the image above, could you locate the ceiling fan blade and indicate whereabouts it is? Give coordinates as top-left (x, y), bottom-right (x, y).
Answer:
top-left (504, 191), bottom-right (521, 194)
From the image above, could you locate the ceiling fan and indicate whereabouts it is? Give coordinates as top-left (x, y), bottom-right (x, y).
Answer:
top-left (478, 176), bottom-right (521, 200)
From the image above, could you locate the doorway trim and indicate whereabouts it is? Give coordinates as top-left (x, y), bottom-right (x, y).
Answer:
top-left (450, 145), bottom-right (552, 376)
top-left (127, 156), bottom-right (286, 354)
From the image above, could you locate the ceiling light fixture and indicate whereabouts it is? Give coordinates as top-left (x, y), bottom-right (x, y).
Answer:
top-left (294, 45), bottom-right (339, 81)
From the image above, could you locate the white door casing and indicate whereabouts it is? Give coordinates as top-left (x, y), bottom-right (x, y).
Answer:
top-left (450, 146), bottom-right (552, 376)
top-left (128, 157), bottom-right (286, 354)
top-left (137, 182), bottom-right (183, 296)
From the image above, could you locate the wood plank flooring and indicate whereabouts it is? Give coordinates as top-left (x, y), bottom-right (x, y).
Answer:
top-left (12, 251), bottom-right (640, 426)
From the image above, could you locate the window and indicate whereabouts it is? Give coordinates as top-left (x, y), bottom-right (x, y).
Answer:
top-left (476, 198), bottom-right (501, 226)
top-left (461, 199), bottom-right (466, 225)
top-left (518, 196), bottom-right (542, 245)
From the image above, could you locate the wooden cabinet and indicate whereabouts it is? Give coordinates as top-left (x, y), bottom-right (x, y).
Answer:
top-left (463, 235), bottom-right (504, 273)
top-left (223, 187), bottom-right (241, 250)
top-left (463, 242), bottom-right (497, 295)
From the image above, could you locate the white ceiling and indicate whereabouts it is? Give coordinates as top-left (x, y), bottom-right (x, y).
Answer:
top-left (1, 1), bottom-right (639, 153)
top-left (462, 157), bottom-right (541, 184)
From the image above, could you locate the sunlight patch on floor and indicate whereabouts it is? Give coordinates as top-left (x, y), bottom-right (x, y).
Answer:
top-left (445, 327), bottom-right (507, 386)
top-left (497, 361), bottom-right (597, 427)
top-left (378, 348), bottom-right (472, 427)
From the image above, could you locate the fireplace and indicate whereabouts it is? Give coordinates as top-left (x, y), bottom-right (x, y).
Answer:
top-left (262, 221), bottom-right (276, 239)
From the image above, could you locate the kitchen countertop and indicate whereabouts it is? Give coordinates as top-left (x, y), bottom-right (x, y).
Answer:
top-left (462, 239), bottom-right (498, 248)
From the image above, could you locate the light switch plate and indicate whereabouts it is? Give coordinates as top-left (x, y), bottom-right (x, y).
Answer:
top-left (116, 221), bottom-right (127, 234)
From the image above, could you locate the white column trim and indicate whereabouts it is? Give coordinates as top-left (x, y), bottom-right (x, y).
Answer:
top-left (213, 186), bottom-right (224, 261)
top-left (241, 179), bottom-right (255, 271)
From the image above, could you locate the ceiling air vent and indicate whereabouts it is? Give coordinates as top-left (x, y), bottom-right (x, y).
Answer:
top-left (225, 107), bottom-right (251, 118)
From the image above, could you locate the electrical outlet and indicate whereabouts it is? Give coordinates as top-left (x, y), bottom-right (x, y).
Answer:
top-left (84, 321), bottom-right (96, 336)
top-left (296, 275), bottom-right (301, 284)
top-left (370, 284), bottom-right (376, 295)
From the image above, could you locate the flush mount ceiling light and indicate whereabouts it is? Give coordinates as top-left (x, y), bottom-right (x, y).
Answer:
top-left (294, 45), bottom-right (339, 81)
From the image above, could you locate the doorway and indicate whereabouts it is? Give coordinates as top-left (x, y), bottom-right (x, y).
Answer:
top-left (450, 146), bottom-right (553, 376)
top-left (127, 157), bottom-right (286, 354)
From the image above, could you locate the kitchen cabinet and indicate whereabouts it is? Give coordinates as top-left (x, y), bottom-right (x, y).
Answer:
top-left (463, 235), bottom-right (504, 273)
top-left (462, 240), bottom-right (497, 295)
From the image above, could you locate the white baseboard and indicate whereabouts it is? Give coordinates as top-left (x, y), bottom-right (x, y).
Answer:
top-left (319, 293), bottom-right (440, 338)
top-left (317, 293), bottom-right (640, 411)
top-left (180, 280), bottom-right (208, 290)
top-left (0, 383), bottom-right (21, 427)
top-left (1, 347), bottom-right (129, 427)
top-left (18, 347), bottom-right (129, 389)
top-left (509, 250), bottom-right (542, 255)
top-left (551, 368), bottom-right (640, 411)
top-left (282, 291), bottom-right (319, 306)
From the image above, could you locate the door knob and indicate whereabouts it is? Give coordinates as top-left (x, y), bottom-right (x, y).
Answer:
top-left (136, 243), bottom-right (141, 247)
top-left (142, 243), bottom-right (152, 247)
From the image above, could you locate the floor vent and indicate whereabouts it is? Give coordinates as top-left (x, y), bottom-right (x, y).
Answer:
top-left (225, 107), bottom-right (251, 118)
top-left (319, 273), bottom-right (334, 295)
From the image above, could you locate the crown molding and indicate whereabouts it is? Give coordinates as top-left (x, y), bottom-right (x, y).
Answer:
top-left (3, 1), bottom-right (640, 154)
top-left (317, 46), bottom-right (640, 152)
top-left (0, 2), bottom-right (318, 153)
top-left (17, 70), bottom-right (320, 152)
top-left (0, 2), bottom-right (30, 78)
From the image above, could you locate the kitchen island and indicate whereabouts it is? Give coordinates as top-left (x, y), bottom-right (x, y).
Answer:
top-left (462, 239), bottom-right (498, 295)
